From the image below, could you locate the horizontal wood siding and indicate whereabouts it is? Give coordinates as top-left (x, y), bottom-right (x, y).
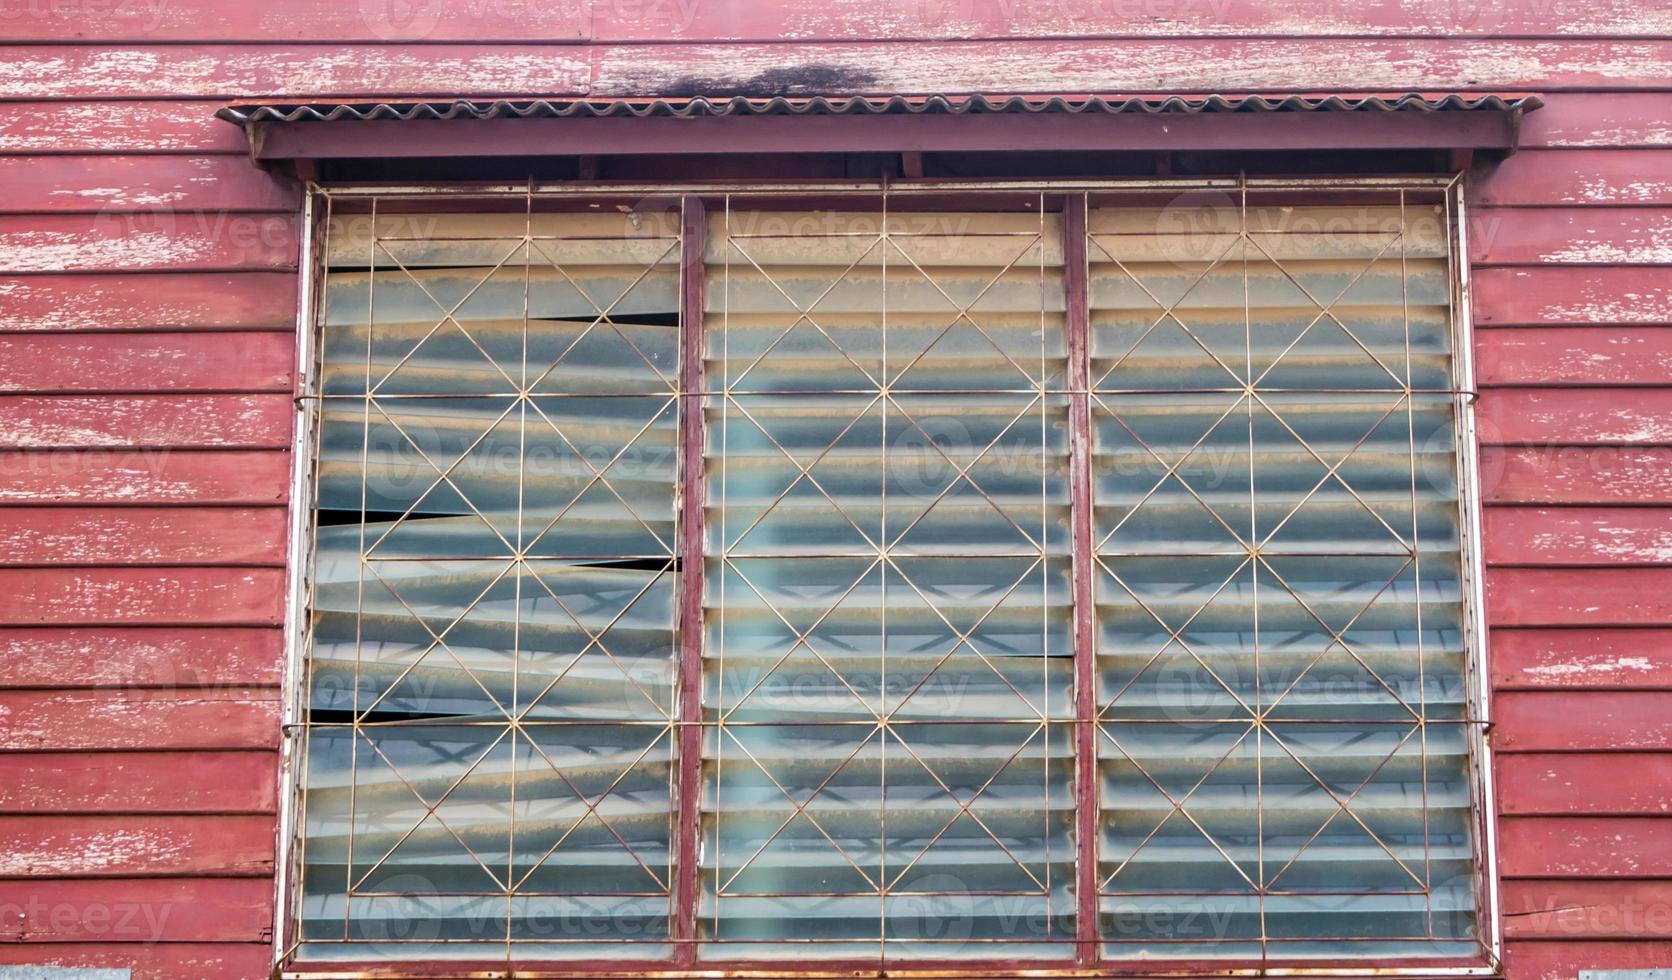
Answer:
top-left (0, 7), bottom-right (1666, 978)
top-left (0, 32), bottom-right (296, 972)
top-left (1475, 93), bottom-right (1672, 971)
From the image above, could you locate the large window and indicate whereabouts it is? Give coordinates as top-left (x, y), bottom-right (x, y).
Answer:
top-left (283, 181), bottom-right (1493, 975)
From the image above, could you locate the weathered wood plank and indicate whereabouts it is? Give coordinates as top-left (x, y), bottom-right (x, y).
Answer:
top-left (0, 567), bottom-right (285, 626)
top-left (0, 395), bottom-right (292, 449)
top-left (0, 814), bottom-right (274, 877)
top-left (1, 0), bottom-right (586, 41)
top-left (0, 273), bottom-right (296, 332)
top-left (1503, 881), bottom-right (1672, 938)
top-left (0, 689), bottom-right (279, 751)
top-left (1473, 150), bottom-right (1672, 207)
top-left (1500, 817), bottom-right (1672, 878)
top-left (0, 752), bottom-right (277, 813)
top-left (0, 101), bottom-right (248, 155)
top-left (0, 506), bottom-right (288, 566)
top-left (1473, 267), bottom-right (1672, 327)
top-left (0, 879), bottom-right (272, 943)
top-left (1492, 628), bottom-right (1672, 690)
top-left (0, 626), bottom-right (282, 688)
top-left (1470, 207), bottom-right (1672, 266)
top-left (588, 40), bottom-right (1672, 96)
top-left (0, 156), bottom-right (298, 213)
top-left (1477, 388), bottom-right (1672, 445)
top-left (0, 45), bottom-right (590, 99)
top-left (0, 936), bottom-right (274, 976)
top-left (1520, 93), bottom-right (1672, 148)
top-left (0, 332), bottom-right (293, 395)
top-left (1476, 327), bottom-right (1672, 386)
top-left (1488, 568), bottom-right (1672, 626)
top-left (1494, 691), bottom-right (1672, 751)
top-left (594, 0), bottom-right (1672, 41)
top-left (0, 214), bottom-right (298, 274)
top-left (0, 450), bottom-right (290, 506)
top-left (1479, 446), bottom-right (1672, 505)
top-left (1485, 507), bottom-right (1672, 565)
top-left (1498, 753), bottom-right (1672, 815)
top-left (0, 42), bottom-right (1669, 100)
top-left (1505, 940), bottom-right (1672, 980)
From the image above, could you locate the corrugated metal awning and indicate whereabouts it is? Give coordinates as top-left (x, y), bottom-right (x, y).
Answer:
top-left (222, 93), bottom-right (1541, 162)
top-left (217, 92), bottom-right (1541, 125)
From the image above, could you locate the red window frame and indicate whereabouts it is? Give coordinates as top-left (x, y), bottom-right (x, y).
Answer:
top-left (278, 177), bottom-right (1498, 979)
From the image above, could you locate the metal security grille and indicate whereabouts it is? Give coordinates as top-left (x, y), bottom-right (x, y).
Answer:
top-left (280, 179), bottom-right (1493, 978)
top-left (701, 200), bottom-right (1073, 961)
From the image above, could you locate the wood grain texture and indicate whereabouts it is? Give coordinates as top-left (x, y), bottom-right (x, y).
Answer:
top-left (0, 44), bottom-right (590, 99)
top-left (1498, 753), bottom-right (1672, 814)
top-left (0, 879), bottom-right (273, 943)
top-left (0, 752), bottom-right (278, 814)
top-left (1487, 567), bottom-right (1672, 625)
top-left (0, 506), bottom-right (288, 566)
top-left (1470, 207), bottom-right (1672, 265)
top-left (0, 627), bottom-right (283, 688)
top-left (1505, 940), bottom-right (1672, 980)
top-left (1479, 446), bottom-right (1672, 505)
top-left (13, 0), bottom-right (1669, 42)
top-left (1477, 388), bottom-right (1672, 445)
top-left (1519, 92), bottom-right (1672, 148)
top-left (1485, 507), bottom-right (1672, 565)
top-left (1, 0), bottom-right (586, 42)
top-left (0, 936), bottom-right (272, 976)
top-left (0, 814), bottom-right (274, 878)
top-left (0, 273), bottom-right (297, 332)
top-left (0, 41), bottom-right (1668, 100)
top-left (0, 332), bottom-right (294, 395)
top-left (1473, 267), bottom-right (1672, 327)
top-left (0, 395), bottom-right (292, 449)
top-left (0, 101), bottom-right (249, 155)
top-left (0, 689), bottom-right (279, 751)
top-left (1503, 880), bottom-right (1672, 938)
top-left (0, 214), bottom-right (298, 274)
top-left (1494, 691), bottom-right (1672, 751)
top-left (1492, 628), bottom-right (1672, 690)
top-left (1500, 816), bottom-right (1672, 877)
top-left (0, 567), bottom-right (285, 626)
top-left (0, 450), bottom-right (291, 505)
top-left (0, 156), bottom-right (298, 214)
top-left (584, 40), bottom-right (1672, 96)
top-left (1472, 150), bottom-right (1672, 206)
top-left (1476, 328), bottom-right (1672, 386)
top-left (592, 0), bottom-right (1672, 41)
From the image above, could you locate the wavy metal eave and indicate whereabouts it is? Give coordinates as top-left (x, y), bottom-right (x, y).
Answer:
top-left (217, 93), bottom-right (1542, 126)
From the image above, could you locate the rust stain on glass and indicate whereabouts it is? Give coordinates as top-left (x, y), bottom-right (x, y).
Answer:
top-left (280, 178), bottom-right (1493, 978)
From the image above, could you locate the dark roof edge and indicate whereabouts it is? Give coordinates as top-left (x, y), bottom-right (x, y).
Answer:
top-left (217, 93), bottom-right (1543, 125)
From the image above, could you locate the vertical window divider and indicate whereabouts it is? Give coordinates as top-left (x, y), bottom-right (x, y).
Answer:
top-left (1063, 192), bottom-right (1100, 967)
top-left (675, 194), bottom-right (708, 967)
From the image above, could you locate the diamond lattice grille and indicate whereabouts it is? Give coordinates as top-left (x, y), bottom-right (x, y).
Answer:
top-left (1089, 195), bottom-right (1478, 960)
top-left (301, 205), bottom-right (683, 961)
top-left (290, 185), bottom-right (1485, 971)
top-left (702, 203), bottom-right (1074, 961)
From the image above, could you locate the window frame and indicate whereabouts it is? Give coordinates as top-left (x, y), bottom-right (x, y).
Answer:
top-left (275, 176), bottom-right (1500, 979)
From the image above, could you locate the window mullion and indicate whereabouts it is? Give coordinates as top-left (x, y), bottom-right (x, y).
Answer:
top-left (674, 194), bottom-right (708, 968)
top-left (1063, 192), bottom-right (1100, 968)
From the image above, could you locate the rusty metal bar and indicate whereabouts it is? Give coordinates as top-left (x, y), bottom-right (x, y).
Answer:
top-left (1063, 193), bottom-right (1099, 966)
top-left (674, 195), bottom-right (708, 966)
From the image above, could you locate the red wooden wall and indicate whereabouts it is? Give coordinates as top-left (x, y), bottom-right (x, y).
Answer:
top-left (1, 2), bottom-right (1669, 977)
